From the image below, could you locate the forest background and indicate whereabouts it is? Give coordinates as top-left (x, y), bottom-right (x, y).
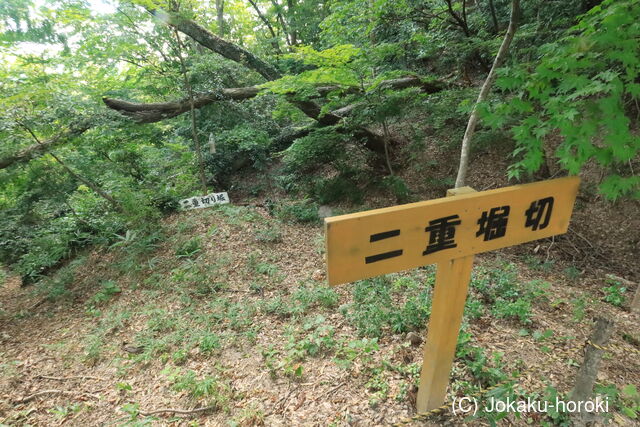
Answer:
top-left (1, 1), bottom-right (640, 425)
top-left (1, 0), bottom-right (638, 285)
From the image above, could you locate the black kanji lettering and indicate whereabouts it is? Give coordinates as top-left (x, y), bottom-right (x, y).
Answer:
top-left (476, 206), bottom-right (510, 241)
top-left (423, 215), bottom-right (461, 255)
top-left (365, 229), bottom-right (403, 264)
top-left (525, 197), bottom-right (554, 231)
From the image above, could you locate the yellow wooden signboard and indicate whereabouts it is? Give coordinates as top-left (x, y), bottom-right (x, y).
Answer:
top-left (325, 176), bottom-right (580, 286)
top-left (324, 176), bottom-right (580, 413)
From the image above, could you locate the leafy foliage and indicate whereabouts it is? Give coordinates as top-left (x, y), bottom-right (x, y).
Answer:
top-left (486, 0), bottom-right (640, 199)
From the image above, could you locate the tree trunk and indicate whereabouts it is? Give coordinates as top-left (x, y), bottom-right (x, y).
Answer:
top-left (215, 0), bottom-right (224, 36)
top-left (0, 124), bottom-right (90, 170)
top-left (131, 9), bottom-right (448, 159)
top-left (454, 0), bottom-right (520, 188)
top-left (270, 0), bottom-right (292, 47)
top-left (49, 151), bottom-right (122, 211)
top-left (102, 77), bottom-right (444, 123)
top-left (17, 123), bottom-right (122, 211)
top-left (488, 0), bottom-right (499, 33)
top-left (174, 29), bottom-right (208, 194)
top-left (248, 0), bottom-right (281, 53)
top-left (151, 9), bottom-right (281, 80)
top-left (287, 0), bottom-right (297, 46)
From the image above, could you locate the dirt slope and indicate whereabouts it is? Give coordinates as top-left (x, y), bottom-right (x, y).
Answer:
top-left (1, 194), bottom-right (638, 426)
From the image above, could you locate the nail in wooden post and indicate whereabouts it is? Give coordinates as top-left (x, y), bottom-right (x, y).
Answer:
top-left (416, 186), bottom-right (476, 413)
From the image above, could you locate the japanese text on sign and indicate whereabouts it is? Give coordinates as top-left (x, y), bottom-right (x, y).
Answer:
top-left (179, 192), bottom-right (230, 210)
top-left (325, 177), bottom-right (579, 286)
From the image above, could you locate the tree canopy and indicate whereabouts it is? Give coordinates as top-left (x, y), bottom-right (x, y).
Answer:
top-left (1, 0), bottom-right (638, 282)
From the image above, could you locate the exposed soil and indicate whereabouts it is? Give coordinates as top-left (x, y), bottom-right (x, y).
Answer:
top-left (1, 141), bottom-right (638, 426)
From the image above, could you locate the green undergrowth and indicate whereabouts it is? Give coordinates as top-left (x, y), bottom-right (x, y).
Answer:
top-left (33, 205), bottom-right (613, 426)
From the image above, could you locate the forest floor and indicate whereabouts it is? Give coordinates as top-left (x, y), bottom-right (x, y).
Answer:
top-left (1, 142), bottom-right (639, 426)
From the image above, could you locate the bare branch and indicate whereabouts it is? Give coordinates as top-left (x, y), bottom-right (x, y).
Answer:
top-left (455, 0), bottom-right (520, 188)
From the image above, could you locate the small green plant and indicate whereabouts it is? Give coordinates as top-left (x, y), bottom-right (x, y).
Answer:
top-left (571, 296), bottom-right (588, 322)
top-left (37, 264), bottom-right (77, 302)
top-left (293, 284), bottom-right (340, 309)
top-left (603, 280), bottom-right (626, 307)
top-left (47, 403), bottom-right (82, 419)
top-left (366, 368), bottom-right (390, 408)
top-left (254, 226), bottom-right (283, 243)
top-left (116, 382), bottom-right (133, 393)
top-left (199, 333), bottom-right (221, 354)
top-left (563, 265), bottom-right (581, 281)
top-left (533, 329), bottom-right (553, 342)
top-left (255, 261), bottom-right (279, 277)
top-left (312, 175), bottom-right (364, 204)
top-left (261, 345), bottom-right (280, 379)
top-left (334, 338), bottom-right (379, 369)
top-left (164, 367), bottom-right (231, 407)
top-left (492, 298), bottom-right (532, 325)
top-left (175, 237), bottom-right (202, 259)
top-left (344, 275), bottom-right (432, 337)
top-left (620, 384), bottom-right (640, 419)
top-left (382, 175), bottom-right (411, 203)
top-left (465, 297), bottom-right (484, 320)
top-left (89, 280), bottom-right (121, 306)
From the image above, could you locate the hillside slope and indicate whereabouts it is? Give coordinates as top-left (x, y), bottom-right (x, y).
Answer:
top-left (1, 197), bottom-right (638, 425)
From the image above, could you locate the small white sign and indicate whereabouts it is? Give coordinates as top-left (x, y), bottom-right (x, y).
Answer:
top-left (179, 192), bottom-right (230, 210)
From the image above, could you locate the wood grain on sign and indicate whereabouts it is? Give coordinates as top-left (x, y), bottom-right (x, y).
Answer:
top-left (325, 176), bottom-right (580, 286)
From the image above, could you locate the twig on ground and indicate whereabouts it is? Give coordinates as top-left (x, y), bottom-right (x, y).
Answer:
top-left (38, 375), bottom-right (105, 381)
top-left (139, 405), bottom-right (216, 416)
top-left (312, 382), bottom-right (345, 402)
top-left (14, 389), bottom-right (100, 404)
top-left (570, 229), bottom-right (595, 249)
top-left (545, 236), bottom-right (555, 263)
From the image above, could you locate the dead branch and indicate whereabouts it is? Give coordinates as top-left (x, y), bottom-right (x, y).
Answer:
top-left (0, 123), bottom-right (90, 170)
top-left (14, 390), bottom-right (100, 404)
top-left (38, 375), bottom-right (105, 381)
top-left (102, 77), bottom-right (443, 124)
top-left (454, 0), bottom-right (520, 188)
top-left (139, 405), bottom-right (217, 416)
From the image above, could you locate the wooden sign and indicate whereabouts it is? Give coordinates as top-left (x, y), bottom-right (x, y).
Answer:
top-left (179, 191), bottom-right (229, 210)
top-left (325, 176), bottom-right (580, 286)
top-left (324, 176), bottom-right (580, 413)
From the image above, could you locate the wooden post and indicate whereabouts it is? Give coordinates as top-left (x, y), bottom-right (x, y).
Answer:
top-left (632, 284), bottom-right (640, 314)
top-left (416, 187), bottom-right (476, 412)
top-left (570, 316), bottom-right (615, 426)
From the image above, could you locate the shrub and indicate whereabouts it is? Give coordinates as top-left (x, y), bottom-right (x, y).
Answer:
top-left (282, 128), bottom-right (348, 173)
top-left (275, 200), bottom-right (320, 223)
top-left (204, 125), bottom-right (273, 181)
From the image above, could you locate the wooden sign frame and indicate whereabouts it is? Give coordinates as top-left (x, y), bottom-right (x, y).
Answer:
top-left (324, 177), bottom-right (581, 412)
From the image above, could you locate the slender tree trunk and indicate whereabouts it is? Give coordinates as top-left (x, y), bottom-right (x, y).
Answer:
top-left (488, 0), bottom-right (499, 33)
top-left (174, 30), bottom-right (208, 194)
top-left (632, 283), bottom-right (640, 313)
top-left (49, 151), bottom-right (122, 211)
top-left (454, 0), bottom-right (520, 188)
top-left (381, 120), bottom-right (394, 176)
top-left (0, 124), bottom-right (90, 170)
top-left (270, 0), bottom-right (291, 47)
top-left (248, 0), bottom-right (281, 53)
top-left (215, 0), bottom-right (225, 36)
top-left (287, 0), bottom-right (297, 45)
